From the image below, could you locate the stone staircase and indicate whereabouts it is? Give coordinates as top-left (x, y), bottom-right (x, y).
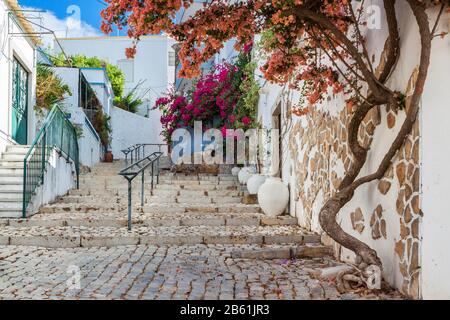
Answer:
top-left (0, 145), bottom-right (29, 218)
top-left (0, 161), bottom-right (331, 259)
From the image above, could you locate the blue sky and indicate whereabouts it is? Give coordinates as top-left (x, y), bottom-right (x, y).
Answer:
top-left (18, 0), bottom-right (106, 31)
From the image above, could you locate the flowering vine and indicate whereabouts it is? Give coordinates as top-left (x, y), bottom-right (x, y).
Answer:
top-left (156, 51), bottom-right (259, 143)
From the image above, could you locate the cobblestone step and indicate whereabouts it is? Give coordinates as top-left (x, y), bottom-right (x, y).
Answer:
top-left (0, 160), bottom-right (25, 167)
top-left (230, 244), bottom-right (333, 260)
top-left (0, 193), bottom-right (22, 202)
top-left (39, 203), bottom-right (262, 214)
top-left (57, 194), bottom-right (244, 205)
top-left (150, 188), bottom-right (245, 197)
top-left (0, 202), bottom-right (22, 211)
top-left (0, 211), bottom-right (22, 218)
top-left (0, 225), bottom-right (320, 248)
top-left (159, 175), bottom-right (238, 181)
top-left (4, 213), bottom-right (297, 228)
top-left (154, 184), bottom-right (246, 191)
top-left (1, 154), bottom-right (26, 161)
top-left (144, 196), bottom-right (243, 204)
top-left (2, 162), bottom-right (326, 263)
top-left (0, 176), bottom-right (22, 184)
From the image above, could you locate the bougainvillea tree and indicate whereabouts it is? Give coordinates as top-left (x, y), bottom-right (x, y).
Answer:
top-left (155, 51), bottom-right (259, 143)
top-left (102, 0), bottom-right (449, 287)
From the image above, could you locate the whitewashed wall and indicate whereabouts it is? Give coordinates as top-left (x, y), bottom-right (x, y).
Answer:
top-left (110, 106), bottom-right (162, 159)
top-left (80, 68), bottom-right (114, 116)
top-left (27, 148), bottom-right (76, 216)
top-left (52, 67), bottom-right (104, 167)
top-left (78, 117), bottom-right (102, 167)
top-left (255, 3), bottom-right (450, 298)
top-left (420, 11), bottom-right (450, 300)
top-left (55, 36), bottom-right (175, 121)
top-left (0, 1), bottom-right (37, 152)
top-left (52, 67), bottom-right (82, 121)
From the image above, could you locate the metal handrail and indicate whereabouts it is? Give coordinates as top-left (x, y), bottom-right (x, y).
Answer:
top-left (22, 105), bottom-right (80, 217)
top-left (118, 151), bottom-right (163, 230)
top-left (121, 143), bottom-right (168, 166)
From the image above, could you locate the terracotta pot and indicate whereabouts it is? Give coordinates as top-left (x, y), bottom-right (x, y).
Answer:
top-left (247, 174), bottom-right (267, 195)
top-left (104, 151), bottom-right (113, 163)
top-left (257, 177), bottom-right (289, 217)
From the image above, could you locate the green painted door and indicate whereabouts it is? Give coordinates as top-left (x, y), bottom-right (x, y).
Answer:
top-left (11, 58), bottom-right (29, 145)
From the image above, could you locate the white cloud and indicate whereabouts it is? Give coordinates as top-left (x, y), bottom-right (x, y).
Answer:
top-left (23, 6), bottom-right (101, 49)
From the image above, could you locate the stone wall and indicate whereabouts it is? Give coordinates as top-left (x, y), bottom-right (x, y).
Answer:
top-left (287, 68), bottom-right (421, 298)
top-left (253, 2), bottom-right (450, 299)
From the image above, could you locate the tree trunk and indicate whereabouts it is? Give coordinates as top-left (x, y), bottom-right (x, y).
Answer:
top-left (318, 0), bottom-right (433, 273)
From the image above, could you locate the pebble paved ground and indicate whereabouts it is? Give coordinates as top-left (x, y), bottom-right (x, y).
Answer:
top-left (0, 162), bottom-right (403, 300)
top-left (0, 244), bottom-right (401, 300)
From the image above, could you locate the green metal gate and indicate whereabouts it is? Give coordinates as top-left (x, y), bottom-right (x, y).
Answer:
top-left (12, 58), bottom-right (29, 145)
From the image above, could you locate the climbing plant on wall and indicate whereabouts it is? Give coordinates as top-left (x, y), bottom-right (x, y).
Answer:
top-left (101, 0), bottom-right (449, 288)
top-left (51, 53), bottom-right (125, 101)
top-left (35, 64), bottom-right (72, 115)
top-left (155, 50), bottom-right (260, 143)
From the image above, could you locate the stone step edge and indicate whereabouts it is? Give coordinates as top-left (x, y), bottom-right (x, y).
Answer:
top-left (231, 245), bottom-right (333, 260)
top-left (0, 233), bottom-right (321, 248)
top-left (3, 216), bottom-right (298, 227)
top-left (38, 205), bottom-right (262, 214)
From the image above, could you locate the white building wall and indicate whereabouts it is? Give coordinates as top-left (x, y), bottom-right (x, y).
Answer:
top-left (80, 68), bottom-right (114, 116)
top-left (52, 67), bottom-right (103, 167)
top-left (420, 11), bottom-right (450, 300)
top-left (52, 67), bottom-right (81, 122)
top-left (27, 148), bottom-right (76, 215)
top-left (110, 106), bottom-right (162, 159)
top-left (255, 3), bottom-right (450, 298)
top-left (0, 0), bottom-right (37, 152)
top-left (54, 36), bottom-right (175, 148)
top-left (78, 117), bottom-right (102, 168)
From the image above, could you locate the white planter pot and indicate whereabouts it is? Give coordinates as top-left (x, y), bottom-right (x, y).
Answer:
top-left (238, 167), bottom-right (256, 185)
top-left (258, 177), bottom-right (289, 217)
top-left (231, 167), bottom-right (241, 177)
top-left (247, 174), bottom-right (267, 195)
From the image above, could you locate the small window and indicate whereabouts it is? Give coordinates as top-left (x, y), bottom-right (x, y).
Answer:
top-left (117, 59), bottom-right (134, 82)
top-left (168, 52), bottom-right (176, 67)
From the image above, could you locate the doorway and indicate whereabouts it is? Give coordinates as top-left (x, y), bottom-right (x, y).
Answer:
top-left (11, 58), bottom-right (29, 145)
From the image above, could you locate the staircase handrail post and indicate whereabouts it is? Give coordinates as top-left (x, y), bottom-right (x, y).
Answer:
top-left (22, 104), bottom-right (80, 217)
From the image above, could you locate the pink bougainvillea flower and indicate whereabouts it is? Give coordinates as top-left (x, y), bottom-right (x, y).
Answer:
top-left (242, 116), bottom-right (251, 126)
top-left (193, 107), bottom-right (201, 116)
top-left (221, 125), bottom-right (228, 137)
top-left (181, 114), bottom-right (191, 122)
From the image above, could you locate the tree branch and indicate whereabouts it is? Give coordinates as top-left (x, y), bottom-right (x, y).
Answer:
top-left (294, 8), bottom-right (386, 101)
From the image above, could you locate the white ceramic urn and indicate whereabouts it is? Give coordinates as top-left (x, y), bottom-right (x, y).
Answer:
top-left (238, 167), bottom-right (256, 185)
top-left (247, 174), bottom-right (267, 195)
top-left (257, 177), bottom-right (289, 217)
top-left (231, 167), bottom-right (241, 177)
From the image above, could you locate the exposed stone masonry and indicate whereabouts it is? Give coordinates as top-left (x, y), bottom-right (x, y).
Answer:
top-left (287, 68), bottom-right (421, 298)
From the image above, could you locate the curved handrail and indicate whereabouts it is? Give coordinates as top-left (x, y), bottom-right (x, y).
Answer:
top-left (22, 105), bottom-right (80, 217)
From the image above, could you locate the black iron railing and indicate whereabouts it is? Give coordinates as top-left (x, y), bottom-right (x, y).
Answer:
top-left (118, 151), bottom-right (163, 230)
